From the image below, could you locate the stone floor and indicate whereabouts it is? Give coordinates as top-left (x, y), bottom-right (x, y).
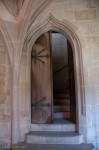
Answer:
top-left (12, 143), bottom-right (94, 150)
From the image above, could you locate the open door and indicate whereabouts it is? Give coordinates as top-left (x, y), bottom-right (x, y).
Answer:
top-left (31, 32), bottom-right (52, 124)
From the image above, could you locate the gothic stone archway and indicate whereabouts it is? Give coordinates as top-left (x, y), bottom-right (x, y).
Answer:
top-left (19, 14), bottom-right (86, 140)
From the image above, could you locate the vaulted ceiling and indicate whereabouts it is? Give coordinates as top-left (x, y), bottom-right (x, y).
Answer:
top-left (2, 0), bottom-right (25, 17)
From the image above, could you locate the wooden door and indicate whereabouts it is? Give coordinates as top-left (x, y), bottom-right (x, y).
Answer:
top-left (67, 40), bottom-right (76, 123)
top-left (31, 32), bottom-right (52, 124)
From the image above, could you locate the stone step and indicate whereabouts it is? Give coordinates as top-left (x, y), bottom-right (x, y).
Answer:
top-left (54, 105), bottom-right (70, 112)
top-left (31, 123), bottom-right (75, 132)
top-left (54, 112), bottom-right (70, 119)
top-left (26, 131), bottom-right (83, 144)
top-left (54, 93), bottom-right (70, 99)
top-left (54, 89), bottom-right (70, 94)
top-left (13, 143), bottom-right (95, 150)
top-left (54, 99), bottom-right (70, 105)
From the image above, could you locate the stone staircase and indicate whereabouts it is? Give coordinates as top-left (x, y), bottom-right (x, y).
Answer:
top-left (53, 89), bottom-right (71, 120)
top-left (26, 89), bottom-right (83, 145)
top-left (26, 120), bottom-right (83, 144)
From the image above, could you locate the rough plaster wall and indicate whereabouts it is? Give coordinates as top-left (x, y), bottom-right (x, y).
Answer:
top-left (0, 31), bottom-right (12, 148)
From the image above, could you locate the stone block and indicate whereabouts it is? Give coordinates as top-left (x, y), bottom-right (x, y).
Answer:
top-left (94, 49), bottom-right (99, 61)
top-left (86, 105), bottom-right (97, 126)
top-left (79, 125), bottom-right (87, 142)
top-left (79, 115), bottom-right (87, 126)
top-left (54, 0), bottom-right (70, 3)
top-left (93, 60), bottom-right (99, 67)
top-left (4, 21), bottom-right (17, 42)
top-left (52, 10), bottom-right (64, 21)
top-left (74, 9), bottom-right (97, 20)
top-left (63, 11), bottom-right (75, 21)
top-left (88, 67), bottom-right (95, 86)
top-left (0, 65), bottom-right (5, 73)
top-left (20, 125), bottom-right (29, 141)
top-left (93, 37), bottom-right (99, 60)
top-left (0, 81), bottom-right (5, 86)
top-left (0, 32), bottom-right (5, 44)
top-left (70, 0), bottom-right (86, 10)
top-left (94, 105), bottom-right (99, 125)
top-left (21, 53), bottom-right (28, 66)
top-left (0, 73), bottom-right (5, 81)
top-left (82, 49), bottom-right (93, 67)
top-left (93, 67), bottom-right (99, 86)
top-left (96, 87), bottom-right (99, 104)
top-left (74, 21), bottom-right (91, 35)
top-left (96, 126), bottom-right (99, 142)
top-left (19, 66), bottom-right (26, 82)
top-left (0, 45), bottom-right (7, 52)
top-left (87, 126), bottom-right (96, 142)
top-left (84, 86), bottom-right (96, 105)
top-left (52, 3), bottom-right (71, 11)
top-left (83, 67), bottom-right (90, 86)
top-left (86, 0), bottom-right (96, 8)
top-left (84, 36), bottom-right (96, 50)
top-left (0, 51), bottom-right (6, 64)
top-left (96, 143), bottom-right (99, 150)
top-left (90, 21), bottom-right (99, 36)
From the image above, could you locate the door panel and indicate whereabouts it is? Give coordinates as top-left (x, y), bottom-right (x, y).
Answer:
top-left (31, 32), bottom-right (52, 124)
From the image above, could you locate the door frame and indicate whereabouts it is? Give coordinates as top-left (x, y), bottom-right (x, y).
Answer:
top-left (23, 14), bottom-right (86, 134)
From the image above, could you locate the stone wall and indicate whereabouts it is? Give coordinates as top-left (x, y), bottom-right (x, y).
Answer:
top-left (0, 0), bottom-right (99, 149)
top-left (18, 0), bottom-right (99, 149)
top-left (45, 0), bottom-right (99, 148)
top-left (0, 31), bottom-right (12, 148)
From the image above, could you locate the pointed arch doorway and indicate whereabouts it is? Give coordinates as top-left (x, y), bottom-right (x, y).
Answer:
top-left (31, 31), bottom-right (76, 124)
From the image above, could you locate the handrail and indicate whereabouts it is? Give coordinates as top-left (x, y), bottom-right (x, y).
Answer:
top-left (53, 64), bottom-right (68, 75)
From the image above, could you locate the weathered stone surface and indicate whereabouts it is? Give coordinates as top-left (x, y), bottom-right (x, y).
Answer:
top-left (84, 86), bottom-right (96, 105)
top-left (0, 45), bottom-right (7, 51)
top-left (90, 21), bottom-right (99, 36)
top-left (88, 67), bottom-right (95, 86)
top-left (86, 0), bottom-right (96, 8)
top-left (52, 11), bottom-right (64, 21)
top-left (70, 0), bottom-right (86, 10)
top-left (0, 51), bottom-right (6, 64)
top-left (74, 9), bottom-right (97, 20)
top-left (74, 21), bottom-right (90, 35)
top-left (52, 3), bottom-right (71, 11)
top-left (63, 11), bottom-right (75, 21)
top-left (83, 67), bottom-right (89, 86)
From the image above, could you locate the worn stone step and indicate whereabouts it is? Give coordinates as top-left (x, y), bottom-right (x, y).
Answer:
top-left (26, 131), bottom-right (83, 144)
top-left (54, 99), bottom-right (70, 105)
top-left (54, 89), bottom-right (70, 94)
top-left (54, 112), bottom-right (70, 119)
top-left (31, 123), bottom-right (75, 132)
top-left (13, 143), bottom-right (95, 150)
top-left (54, 93), bottom-right (70, 99)
top-left (54, 105), bottom-right (70, 112)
